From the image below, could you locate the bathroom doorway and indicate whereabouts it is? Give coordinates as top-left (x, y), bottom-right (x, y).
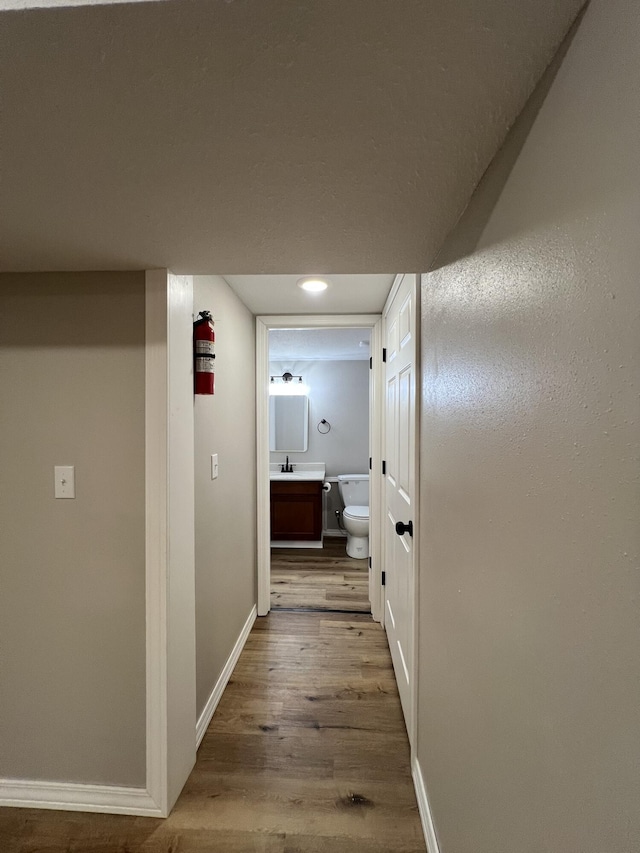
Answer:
top-left (269, 330), bottom-right (371, 612)
top-left (256, 315), bottom-right (384, 620)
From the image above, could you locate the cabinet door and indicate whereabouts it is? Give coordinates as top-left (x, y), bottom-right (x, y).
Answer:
top-left (270, 482), bottom-right (322, 540)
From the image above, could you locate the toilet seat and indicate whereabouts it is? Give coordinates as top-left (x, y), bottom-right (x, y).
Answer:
top-left (344, 505), bottom-right (369, 520)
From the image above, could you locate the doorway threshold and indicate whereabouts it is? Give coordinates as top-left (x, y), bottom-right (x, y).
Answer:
top-left (270, 607), bottom-right (372, 615)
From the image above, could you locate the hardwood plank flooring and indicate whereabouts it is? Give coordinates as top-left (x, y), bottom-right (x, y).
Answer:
top-left (271, 537), bottom-right (370, 612)
top-left (0, 611), bottom-right (425, 853)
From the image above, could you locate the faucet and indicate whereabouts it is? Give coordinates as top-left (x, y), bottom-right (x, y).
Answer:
top-left (281, 455), bottom-right (294, 473)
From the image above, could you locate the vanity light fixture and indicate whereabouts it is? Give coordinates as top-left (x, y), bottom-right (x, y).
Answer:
top-left (297, 276), bottom-right (330, 293)
top-left (270, 371), bottom-right (303, 384)
top-left (269, 371), bottom-right (308, 396)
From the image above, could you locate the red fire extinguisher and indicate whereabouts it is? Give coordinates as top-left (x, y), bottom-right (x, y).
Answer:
top-left (193, 310), bottom-right (215, 395)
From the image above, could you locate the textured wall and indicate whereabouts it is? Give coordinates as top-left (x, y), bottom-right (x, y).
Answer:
top-left (418, 3), bottom-right (640, 851)
top-left (0, 272), bottom-right (146, 786)
top-left (194, 276), bottom-right (257, 720)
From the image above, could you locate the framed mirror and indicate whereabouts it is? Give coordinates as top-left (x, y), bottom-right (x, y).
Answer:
top-left (269, 395), bottom-right (308, 452)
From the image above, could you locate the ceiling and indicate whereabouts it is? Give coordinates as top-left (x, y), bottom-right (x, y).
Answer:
top-left (269, 327), bottom-right (372, 362)
top-left (224, 274), bottom-right (395, 315)
top-left (0, 0), bottom-right (584, 275)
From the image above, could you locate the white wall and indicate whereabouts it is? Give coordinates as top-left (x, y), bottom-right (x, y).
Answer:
top-left (0, 272), bottom-right (146, 787)
top-left (269, 360), bottom-right (369, 478)
top-left (165, 273), bottom-right (197, 810)
top-left (418, 3), bottom-right (640, 851)
top-left (194, 276), bottom-right (257, 721)
top-left (270, 359), bottom-right (369, 534)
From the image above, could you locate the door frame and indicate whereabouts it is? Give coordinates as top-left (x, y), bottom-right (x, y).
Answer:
top-left (381, 273), bottom-right (420, 751)
top-left (256, 314), bottom-right (383, 618)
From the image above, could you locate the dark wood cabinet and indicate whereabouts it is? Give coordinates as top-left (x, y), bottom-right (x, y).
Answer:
top-left (270, 480), bottom-right (322, 541)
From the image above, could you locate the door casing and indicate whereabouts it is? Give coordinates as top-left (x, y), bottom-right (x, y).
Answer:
top-left (256, 314), bottom-right (383, 619)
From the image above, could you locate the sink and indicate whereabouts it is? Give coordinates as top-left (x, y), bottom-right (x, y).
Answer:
top-left (269, 464), bottom-right (325, 482)
top-left (271, 472), bottom-right (320, 481)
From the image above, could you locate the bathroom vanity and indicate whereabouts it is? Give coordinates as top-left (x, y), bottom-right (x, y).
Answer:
top-left (269, 464), bottom-right (325, 545)
top-left (270, 480), bottom-right (322, 541)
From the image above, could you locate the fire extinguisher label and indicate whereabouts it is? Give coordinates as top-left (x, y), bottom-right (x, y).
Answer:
top-left (195, 340), bottom-right (215, 355)
top-left (196, 357), bottom-right (215, 374)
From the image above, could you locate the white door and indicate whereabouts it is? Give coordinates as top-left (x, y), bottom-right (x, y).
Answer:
top-left (383, 273), bottom-right (417, 736)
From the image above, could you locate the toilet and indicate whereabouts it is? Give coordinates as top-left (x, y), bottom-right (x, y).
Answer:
top-left (337, 474), bottom-right (370, 559)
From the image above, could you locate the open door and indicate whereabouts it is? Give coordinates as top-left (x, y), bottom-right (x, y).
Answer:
top-left (383, 273), bottom-right (418, 741)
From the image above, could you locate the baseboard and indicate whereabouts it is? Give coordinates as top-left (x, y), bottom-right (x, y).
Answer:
top-left (195, 604), bottom-right (257, 749)
top-left (412, 758), bottom-right (441, 853)
top-left (322, 529), bottom-right (347, 538)
top-left (271, 539), bottom-right (323, 548)
top-left (0, 778), bottom-right (163, 817)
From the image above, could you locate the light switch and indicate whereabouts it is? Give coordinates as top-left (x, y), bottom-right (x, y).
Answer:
top-left (211, 454), bottom-right (219, 480)
top-left (55, 465), bottom-right (75, 498)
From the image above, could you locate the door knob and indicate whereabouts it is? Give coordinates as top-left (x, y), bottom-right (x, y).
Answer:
top-left (395, 520), bottom-right (413, 537)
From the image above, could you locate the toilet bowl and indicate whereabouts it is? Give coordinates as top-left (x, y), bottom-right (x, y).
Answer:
top-left (337, 474), bottom-right (370, 559)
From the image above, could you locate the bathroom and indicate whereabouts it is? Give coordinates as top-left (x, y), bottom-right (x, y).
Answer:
top-left (269, 327), bottom-right (371, 611)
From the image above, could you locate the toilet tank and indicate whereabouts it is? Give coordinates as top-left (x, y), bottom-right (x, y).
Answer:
top-left (337, 474), bottom-right (369, 507)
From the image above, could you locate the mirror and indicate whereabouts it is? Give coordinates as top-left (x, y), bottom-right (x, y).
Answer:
top-left (269, 395), bottom-right (308, 452)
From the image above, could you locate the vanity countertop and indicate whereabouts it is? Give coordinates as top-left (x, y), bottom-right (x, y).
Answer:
top-left (269, 463), bottom-right (325, 482)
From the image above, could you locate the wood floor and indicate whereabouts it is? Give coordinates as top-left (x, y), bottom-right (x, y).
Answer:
top-left (271, 537), bottom-right (370, 612)
top-left (0, 611), bottom-right (425, 853)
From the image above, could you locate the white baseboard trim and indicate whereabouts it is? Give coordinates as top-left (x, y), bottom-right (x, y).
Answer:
top-left (0, 779), bottom-right (163, 817)
top-left (412, 758), bottom-right (441, 853)
top-left (195, 604), bottom-right (257, 749)
top-left (270, 539), bottom-right (323, 549)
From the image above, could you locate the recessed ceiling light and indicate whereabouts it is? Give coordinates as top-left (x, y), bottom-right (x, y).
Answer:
top-left (297, 277), bottom-right (330, 293)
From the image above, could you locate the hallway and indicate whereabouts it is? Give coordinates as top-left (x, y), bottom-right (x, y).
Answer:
top-left (0, 612), bottom-right (425, 852)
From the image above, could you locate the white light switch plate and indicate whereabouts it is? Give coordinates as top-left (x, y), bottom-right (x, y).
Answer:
top-left (55, 465), bottom-right (75, 498)
top-left (211, 454), bottom-right (219, 480)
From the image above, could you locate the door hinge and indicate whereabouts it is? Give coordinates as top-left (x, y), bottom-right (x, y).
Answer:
top-left (368, 556), bottom-right (372, 569)
top-left (369, 456), bottom-right (372, 471)
top-left (382, 460), bottom-right (386, 475)
top-left (381, 571), bottom-right (386, 586)
top-left (382, 347), bottom-right (387, 363)
top-left (369, 356), bottom-right (372, 370)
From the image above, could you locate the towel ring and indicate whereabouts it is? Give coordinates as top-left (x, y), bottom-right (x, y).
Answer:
top-left (317, 419), bottom-right (331, 434)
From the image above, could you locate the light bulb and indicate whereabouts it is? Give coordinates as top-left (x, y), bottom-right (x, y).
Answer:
top-left (297, 277), bottom-right (330, 293)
